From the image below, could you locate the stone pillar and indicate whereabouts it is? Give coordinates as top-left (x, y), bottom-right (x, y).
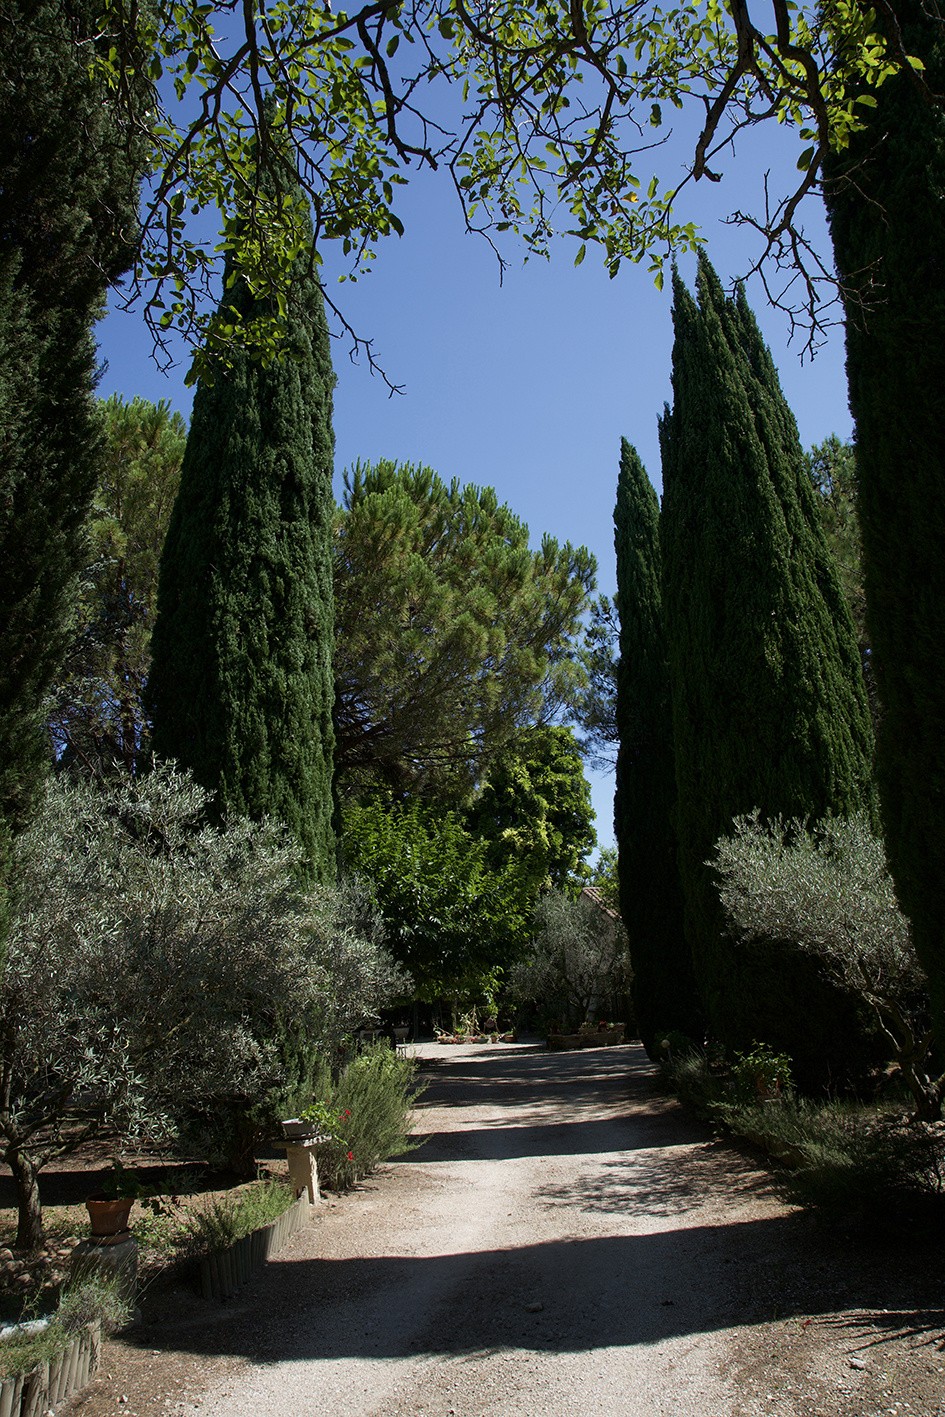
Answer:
top-left (69, 1235), bottom-right (138, 1306)
top-left (283, 1142), bottom-right (321, 1204)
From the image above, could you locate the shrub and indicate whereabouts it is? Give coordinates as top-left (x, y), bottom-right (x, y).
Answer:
top-left (311, 1045), bottom-right (423, 1191)
top-left (713, 812), bottom-right (944, 1117)
top-left (730, 1044), bottom-right (794, 1105)
top-left (660, 1036), bottom-right (944, 1225)
top-left (3, 767), bottom-right (410, 1247)
top-left (0, 1276), bottom-right (131, 1380)
top-left (659, 1042), bottom-right (726, 1117)
top-left (715, 1096), bottom-right (944, 1219)
top-left (185, 1178), bottom-right (295, 1256)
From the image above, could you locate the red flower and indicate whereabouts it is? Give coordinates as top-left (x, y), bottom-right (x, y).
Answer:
top-left (342, 1109), bottom-right (351, 1119)
top-left (347, 1150), bottom-right (354, 1162)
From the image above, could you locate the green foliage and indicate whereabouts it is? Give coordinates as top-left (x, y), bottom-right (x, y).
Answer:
top-left (312, 1045), bottom-right (422, 1192)
top-left (87, 0), bottom-right (912, 366)
top-left (729, 1044), bottom-right (794, 1105)
top-left (587, 847), bottom-right (619, 911)
top-left (572, 594), bottom-right (619, 770)
top-left (0, 0), bottom-right (144, 868)
top-left (660, 1046), bottom-right (945, 1226)
top-left (613, 438), bottom-right (702, 1054)
top-left (3, 765), bottom-right (405, 1245)
top-left (148, 143), bottom-right (336, 881)
top-left (824, 0), bottom-right (945, 1052)
top-left (0, 1275), bottom-right (131, 1379)
top-left (185, 1178), bottom-right (295, 1255)
top-left (49, 396), bottom-right (185, 773)
top-left (342, 796), bottom-right (530, 1000)
top-left (510, 889), bottom-right (631, 1029)
top-left (714, 812), bottom-right (943, 1118)
top-left (334, 461), bottom-right (594, 802)
top-left (659, 257), bottom-right (875, 1080)
top-left (718, 1098), bottom-right (944, 1223)
top-left (54, 1273), bottom-right (131, 1336)
top-left (468, 724), bottom-right (597, 895)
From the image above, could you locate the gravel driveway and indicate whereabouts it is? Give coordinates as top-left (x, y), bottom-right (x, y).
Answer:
top-left (72, 1041), bottom-right (945, 1417)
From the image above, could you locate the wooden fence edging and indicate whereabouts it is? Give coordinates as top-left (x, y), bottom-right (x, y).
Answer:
top-left (198, 1193), bottom-right (312, 1302)
top-left (0, 1320), bottom-right (101, 1417)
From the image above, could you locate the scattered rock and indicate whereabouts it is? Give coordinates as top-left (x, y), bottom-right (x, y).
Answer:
top-left (524, 1301), bottom-right (544, 1313)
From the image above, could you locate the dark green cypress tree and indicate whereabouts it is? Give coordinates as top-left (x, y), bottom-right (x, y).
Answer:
top-left (613, 439), bottom-right (702, 1055)
top-left (148, 155), bottom-right (336, 882)
top-left (0, 0), bottom-right (144, 909)
top-left (659, 257), bottom-right (876, 1082)
top-left (824, 0), bottom-right (945, 1043)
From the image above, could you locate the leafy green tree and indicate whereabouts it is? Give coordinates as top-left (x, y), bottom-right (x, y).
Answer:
top-left (50, 396), bottom-right (185, 773)
top-left (587, 846), bottom-right (620, 912)
top-left (85, 0), bottom-right (911, 371)
top-left (714, 813), bottom-right (943, 1120)
top-left (573, 595), bottom-right (620, 771)
top-left (510, 889), bottom-right (631, 1030)
top-left (468, 724), bottom-right (597, 895)
top-left (824, 0), bottom-right (945, 1045)
top-left (2, 765), bottom-right (406, 1248)
top-left (0, 0), bottom-right (144, 915)
top-left (341, 796), bottom-right (531, 1001)
top-left (613, 439), bottom-right (702, 1055)
top-left (659, 258), bottom-right (875, 1077)
top-left (148, 147), bottom-right (336, 881)
top-left (334, 461), bottom-right (595, 802)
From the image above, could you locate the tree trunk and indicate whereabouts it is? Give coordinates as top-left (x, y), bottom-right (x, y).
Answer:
top-left (8, 1146), bottom-right (43, 1250)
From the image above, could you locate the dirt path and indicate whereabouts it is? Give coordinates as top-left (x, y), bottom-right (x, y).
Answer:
top-left (70, 1042), bottom-right (944, 1417)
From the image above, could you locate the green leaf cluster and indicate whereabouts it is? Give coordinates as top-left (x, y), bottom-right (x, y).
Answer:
top-left (334, 460), bottom-right (595, 801)
top-left (342, 795), bottom-right (532, 1000)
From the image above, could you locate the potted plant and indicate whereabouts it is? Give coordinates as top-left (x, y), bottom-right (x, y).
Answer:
top-left (86, 1161), bottom-right (142, 1238)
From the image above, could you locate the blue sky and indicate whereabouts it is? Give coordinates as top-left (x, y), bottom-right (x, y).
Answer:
top-left (96, 144), bottom-right (853, 855)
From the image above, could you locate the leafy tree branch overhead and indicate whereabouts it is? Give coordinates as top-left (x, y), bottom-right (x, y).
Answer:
top-left (95, 0), bottom-right (929, 368)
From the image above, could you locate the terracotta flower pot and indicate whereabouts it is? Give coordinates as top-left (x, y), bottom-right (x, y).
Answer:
top-left (85, 1194), bottom-right (134, 1237)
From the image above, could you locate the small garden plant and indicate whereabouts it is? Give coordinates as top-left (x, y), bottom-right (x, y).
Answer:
top-left (312, 1044), bottom-right (422, 1192)
top-left (0, 1275), bottom-right (130, 1381)
top-left (184, 1179), bottom-right (296, 1256)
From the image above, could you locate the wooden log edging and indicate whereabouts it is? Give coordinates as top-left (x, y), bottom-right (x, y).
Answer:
top-left (199, 1193), bottom-right (311, 1302)
top-left (0, 1321), bottom-right (101, 1417)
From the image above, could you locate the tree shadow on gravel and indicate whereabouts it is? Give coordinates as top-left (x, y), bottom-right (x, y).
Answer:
top-left (406, 1111), bottom-right (711, 1163)
top-left (413, 1043), bottom-right (655, 1113)
top-left (133, 1214), bottom-right (945, 1365)
top-left (533, 1139), bottom-right (780, 1214)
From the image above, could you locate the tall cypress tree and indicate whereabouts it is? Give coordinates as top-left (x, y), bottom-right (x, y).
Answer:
top-left (613, 439), bottom-right (701, 1055)
top-left (824, 0), bottom-right (945, 1043)
top-left (148, 152), bottom-right (336, 882)
top-left (659, 257), bottom-right (875, 1081)
top-left (0, 0), bottom-right (144, 914)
